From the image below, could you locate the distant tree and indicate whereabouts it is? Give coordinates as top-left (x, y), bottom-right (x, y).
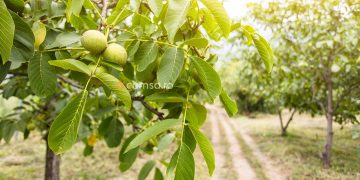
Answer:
top-left (0, 0), bottom-right (273, 179)
top-left (247, 0), bottom-right (360, 168)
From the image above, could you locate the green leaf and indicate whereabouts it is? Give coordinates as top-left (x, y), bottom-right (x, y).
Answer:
top-left (70, 14), bottom-right (97, 30)
top-left (48, 90), bottom-right (89, 154)
top-left (95, 72), bottom-right (132, 110)
top-left (145, 92), bottom-right (185, 103)
top-left (154, 168), bottom-right (164, 180)
top-left (66, 0), bottom-right (85, 19)
top-left (252, 33), bottom-right (274, 73)
top-left (0, 61), bottom-right (11, 84)
top-left (200, 0), bottom-right (230, 37)
top-left (189, 126), bottom-right (215, 176)
top-left (164, 0), bottom-right (191, 43)
top-left (138, 160), bottom-right (156, 180)
top-left (126, 40), bottom-right (140, 58)
top-left (157, 133), bottom-right (175, 151)
top-left (169, 143), bottom-right (195, 180)
top-left (200, 8), bottom-right (222, 41)
top-left (32, 21), bottom-right (46, 50)
top-left (49, 59), bottom-right (91, 75)
top-left (0, 121), bottom-right (16, 143)
top-left (119, 134), bottom-right (139, 172)
top-left (29, 0), bottom-right (50, 19)
top-left (130, 0), bottom-right (141, 11)
top-left (191, 56), bottom-right (221, 101)
top-left (0, 0), bottom-right (15, 64)
top-left (134, 42), bottom-right (159, 72)
top-left (240, 25), bottom-right (255, 45)
top-left (98, 116), bottom-right (124, 148)
top-left (183, 38), bottom-right (209, 48)
top-left (4, 0), bottom-right (24, 13)
top-left (107, 6), bottom-right (132, 26)
top-left (157, 47), bottom-right (185, 88)
top-left (45, 32), bottom-right (80, 49)
top-left (9, 11), bottom-right (34, 66)
top-left (220, 88), bottom-right (238, 117)
top-left (148, 0), bottom-right (163, 17)
top-left (28, 53), bottom-right (57, 97)
top-left (186, 102), bottom-right (207, 127)
top-left (125, 119), bottom-right (180, 152)
top-left (183, 126), bottom-right (196, 152)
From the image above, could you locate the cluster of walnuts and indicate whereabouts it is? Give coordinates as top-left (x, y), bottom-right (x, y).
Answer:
top-left (81, 30), bottom-right (128, 75)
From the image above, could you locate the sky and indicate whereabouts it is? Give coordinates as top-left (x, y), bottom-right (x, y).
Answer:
top-left (223, 0), bottom-right (262, 19)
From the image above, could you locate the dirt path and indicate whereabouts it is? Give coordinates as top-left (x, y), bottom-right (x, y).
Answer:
top-left (210, 107), bottom-right (257, 180)
top-left (209, 110), bottom-right (230, 180)
top-left (207, 105), bottom-right (286, 180)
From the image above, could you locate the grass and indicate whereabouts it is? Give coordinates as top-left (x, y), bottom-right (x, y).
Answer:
top-left (234, 113), bottom-right (360, 179)
top-left (0, 129), bottom-right (213, 180)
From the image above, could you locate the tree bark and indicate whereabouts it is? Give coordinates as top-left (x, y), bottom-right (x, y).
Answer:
top-left (44, 136), bottom-right (60, 180)
top-left (279, 109), bottom-right (296, 136)
top-left (278, 110), bottom-right (286, 136)
top-left (322, 77), bottom-right (334, 169)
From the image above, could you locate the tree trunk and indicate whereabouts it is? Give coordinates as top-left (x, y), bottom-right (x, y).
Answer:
top-left (278, 110), bottom-right (286, 136)
top-left (322, 77), bottom-right (334, 169)
top-left (279, 109), bottom-right (296, 136)
top-left (44, 137), bottom-right (60, 180)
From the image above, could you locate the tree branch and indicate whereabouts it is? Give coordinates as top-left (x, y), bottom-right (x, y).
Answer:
top-left (101, 0), bottom-right (108, 18)
top-left (57, 75), bottom-right (84, 89)
top-left (284, 109), bottom-right (296, 130)
top-left (132, 96), bottom-right (165, 120)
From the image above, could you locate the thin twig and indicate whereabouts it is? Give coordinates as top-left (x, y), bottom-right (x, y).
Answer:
top-left (58, 75), bottom-right (84, 89)
top-left (132, 96), bottom-right (165, 120)
top-left (101, 0), bottom-right (108, 20)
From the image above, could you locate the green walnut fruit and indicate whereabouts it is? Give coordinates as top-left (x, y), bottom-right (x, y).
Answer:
top-left (81, 30), bottom-right (107, 54)
top-left (88, 64), bottom-right (107, 75)
top-left (88, 64), bottom-right (107, 85)
top-left (102, 43), bottom-right (128, 65)
top-left (27, 123), bottom-right (36, 131)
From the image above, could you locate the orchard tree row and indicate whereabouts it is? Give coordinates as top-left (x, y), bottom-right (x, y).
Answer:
top-left (0, 0), bottom-right (272, 179)
top-left (221, 0), bottom-right (360, 168)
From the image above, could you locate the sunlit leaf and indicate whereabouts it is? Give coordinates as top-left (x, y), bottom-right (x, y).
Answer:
top-left (219, 88), bottom-right (238, 117)
top-left (200, 0), bottom-right (230, 37)
top-left (164, 0), bottom-right (191, 43)
top-left (32, 22), bottom-right (46, 50)
top-left (148, 0), bottom-right (164, 17)
top-left (252, 33), bottom-right (274, 73)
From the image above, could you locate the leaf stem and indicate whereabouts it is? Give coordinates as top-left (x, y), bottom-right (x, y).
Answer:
top-left (116, 38), bottom-right (177, 48)
top-left (41, 47), bottom-right (84, 52)
top-left (179, 61), bottom-right (193, 145)
top-left (89, 0), bottom-right (107, 25)
top-left (84, 56), bottom-right (102, 90)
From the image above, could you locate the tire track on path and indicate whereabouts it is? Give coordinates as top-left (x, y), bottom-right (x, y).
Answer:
top-left (210, 107), bottom-right (258, 180)
top-left (209, 110), bottom-right (231, 180)
top-left (222, 109), bottom-right (287, 180)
